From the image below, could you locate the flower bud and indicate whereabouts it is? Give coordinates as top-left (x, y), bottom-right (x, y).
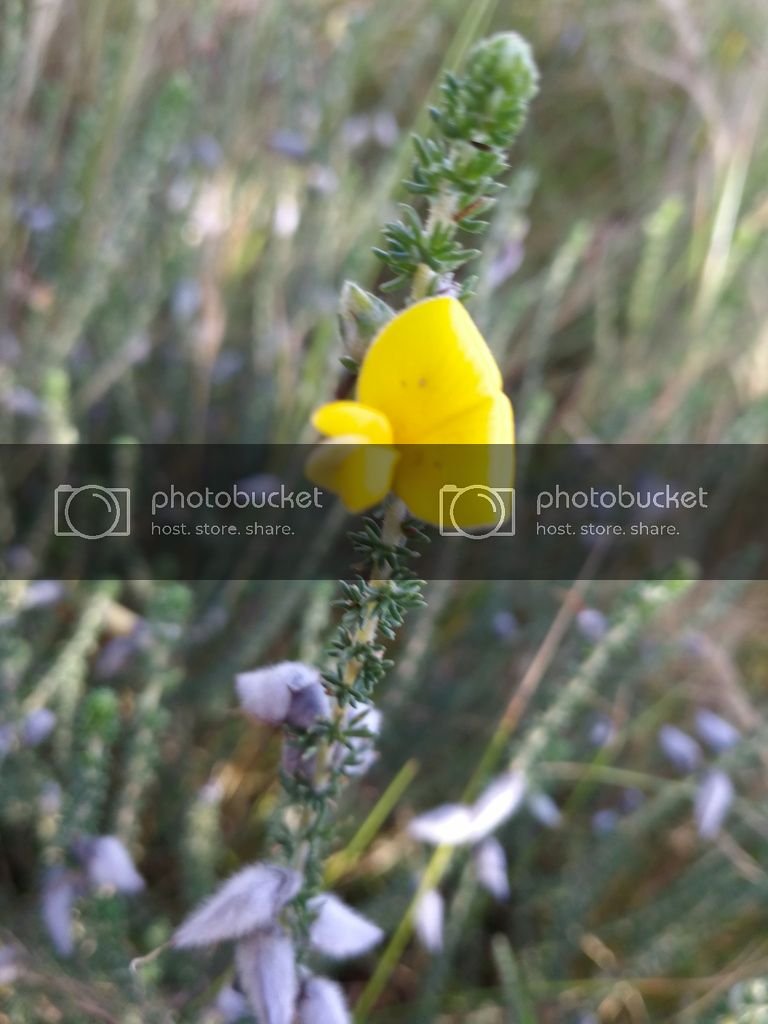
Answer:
top-left (338, 281), bottom-right (394, 362)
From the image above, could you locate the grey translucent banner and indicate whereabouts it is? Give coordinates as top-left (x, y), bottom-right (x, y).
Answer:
top-left (2, 444), bottom-right (766, 580)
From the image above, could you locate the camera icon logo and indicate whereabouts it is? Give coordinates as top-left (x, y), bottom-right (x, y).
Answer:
top-left (54, 485), bottom-right (131, 540)
top-left (439, 484), bottom-right (515, 540)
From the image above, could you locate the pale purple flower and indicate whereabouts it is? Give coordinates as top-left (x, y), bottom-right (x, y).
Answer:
top-left (41, 868), bottom-right (78, 957)
top-left (527, 792), bottom-right (562, 829)
top-left (695, 770), bottom-right (734, 839)
top-left (695, 709), bottom-right (741, 753)
top-left (658, 725), bottom-right (702, 774)
top-left (22, 708), bottom-right (57, 747)
top-left (297, 976), bottom-right (351, 1024)
top-left (576, 608), bottom-right (608, 643)
top-left (236, 662), bottom-right (330, 730)
top-left (236, 927), bottom-right (297, 1024)
top-left (414, 888), bottom-right (444, 953)
top-left (308, 894), bottom-right (383, 959)
top-left (95, 626), bottom-right (148, 678)
top-left (588, 715), bottom-right (615, 748)
top-left (473, 837), bottom-right (509, 901)
top-left (172, 863), bottom-right (301, 949)
top-left (21, 580), bottom-right (64, 610)
top-left (82, 836), bottom-right (145, 894)
top-left (592, 809), bottom-right (620, 835)
top-left (491, 610), bottom-right (519, 641)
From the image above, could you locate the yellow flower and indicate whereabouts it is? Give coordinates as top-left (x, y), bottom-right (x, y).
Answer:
top-left (307, 296), bottom-right (514, 528)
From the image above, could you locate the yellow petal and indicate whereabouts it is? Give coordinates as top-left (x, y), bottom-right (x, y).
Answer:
top-left (392, 393), bottom-right (514, 528)
top-left (311, 401), bottom-right (394, 444)
top-left (305, 436), bottom-right (399, 514)
top-left (357, 297), bottom-right (503, 443)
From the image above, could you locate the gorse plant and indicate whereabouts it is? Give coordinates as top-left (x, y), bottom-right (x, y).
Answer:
top-left (158, 31), bottom-right (540, 1021)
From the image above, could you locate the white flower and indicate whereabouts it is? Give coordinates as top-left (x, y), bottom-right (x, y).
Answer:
top-left (236, 661), bottom-right (330, 730)
top-left (298, 976), bottom-right (351, 1024)
top-left (83, 836), bottom-right (145, 894)
top-left (658, 725), bottom-right (701, 774)
top-left (41, 869), bottom-right (78, 957)
top-left (173, 863), bottom-right (301, 949)
top-left (694, 709), bottom-right (741, 753)
top-left (466, 771), bottom-right (527, 842)
top-left (236, 927), bottom-right (297, 1024)
top-left (695, 770), bottom-right (734, 839)
top-left (22, 708), bottom-right (57, 747)
top-left (409, 772), bottom-right (527, 848)
top-left (308, 894), bottom-right (383, 959)
top-left (473, 837), bottom-right (509, 901)
top-left (527, 792), bottom-right (562, 829)
top-left (408, 804), bottom-right (477, 846)
top-left (414, 888), bottom-right (444, 953)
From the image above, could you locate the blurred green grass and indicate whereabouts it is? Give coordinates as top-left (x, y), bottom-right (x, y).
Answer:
top-left (1, 1), bottom-right (768, 1022)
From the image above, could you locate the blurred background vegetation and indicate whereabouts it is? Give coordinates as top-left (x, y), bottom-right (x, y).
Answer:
top-left (1, 0), bottom-right (768, 1021)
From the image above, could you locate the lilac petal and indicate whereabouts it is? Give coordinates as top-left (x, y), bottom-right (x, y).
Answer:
top-left (41, 869), bottom-right (77, 957)
top-left (695, 770), bottom-right (734, 839)
top-left (473, 837), bottom-right (510, 901)
top-left (467, 771), bottom-right (527, 842)
top-left (84, 836), bottom-right (145, 894)
top-left (236, 927), bottom-right (297, 1024)
top-left (658, 725), bottom-right (702, 774)
top-left (172, 863), bottom-right (301, 949)
top-left (527, 792), bottom-right (562, 829)
top-left (214, 984), bottom-right (251, 1022)
top-left (414, 889), bottom-right (444, 953)
top-left (694, 709), bottom-right (741, 753)
top-left (298, 976), bottom-right (351, 1024)
top-left (408, 804), bottom-right (477, 846)
top-left (308, 894), bottom-right (383, 959)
